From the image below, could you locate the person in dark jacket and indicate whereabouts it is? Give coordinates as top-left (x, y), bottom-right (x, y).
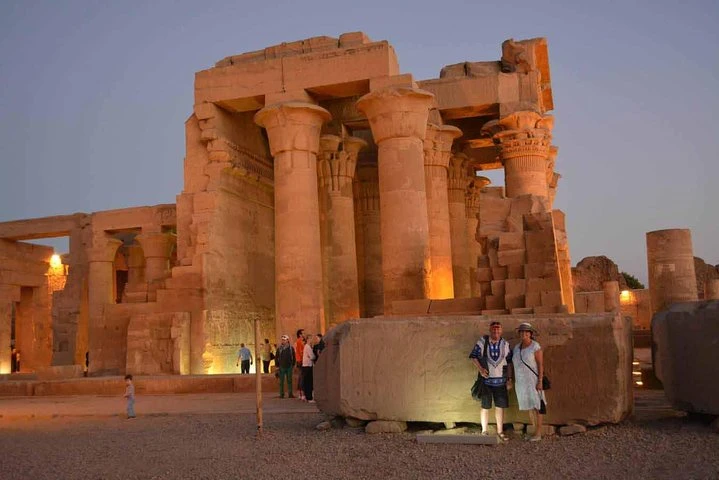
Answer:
top-left (275, 335), bottom-right (295, 398)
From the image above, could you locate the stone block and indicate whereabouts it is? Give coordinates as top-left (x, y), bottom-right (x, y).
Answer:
top-left (559, 424), bottom-right (587, 436)
top-left (541, 290), bottom-right (563, 307)
top-left (476, 267), bottom-right (493, 283)
top-left (481, 309), bottom-right (508, 315)
top-left (391, 299), bottom-right (431, 315)
top-left (510, 308), bottom-right (534, 315)
top-left (551, 210), bottom-right (566, 232)
top-left (365, 420), bottom-right (407, 434)
top-left (505, 279), bottom-right (526, 296)
top-left (498, 249), bottom-right (526, 266)
top-left (652, 301), bottom-right (719, 414)
top-left (533, 305), bottom-right (559, 314)
top-left (524, 262), bottom-right (558, 279)
top-left (498, 232), bottom-right (525, 251)
top-left (523, 212), bottom-right (554, 231)
top-left (491, 280), bottom-right (505, 297)
top-left (478, 282), bottom-right (492, 297)
top-left (504, 295), bottom-right (525, 310)
top-left (428, 298), bottom-right (484, 314)
top-left (491, 267), bottom-right (507, 281)
top-left (507, 264), bottom-right (525, 279)
top-left (314, 313), bottom-right (633, 426)
top-left (525, 292), bottom-right (542, 308)
top-left (485, 295), bottom-right (505, 310)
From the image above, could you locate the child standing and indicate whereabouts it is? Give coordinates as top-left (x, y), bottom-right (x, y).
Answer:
top-left (124, 374), bottom-right (136, 419)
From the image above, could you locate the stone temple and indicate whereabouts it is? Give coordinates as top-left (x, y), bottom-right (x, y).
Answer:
top-left (0, 32), bottom-right (636, 382)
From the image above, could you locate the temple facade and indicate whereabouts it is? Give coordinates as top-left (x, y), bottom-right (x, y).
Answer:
top-left (0, 33), bottom-right (577, 376)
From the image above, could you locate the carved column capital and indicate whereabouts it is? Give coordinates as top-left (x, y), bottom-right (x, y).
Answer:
top-left (135, 233), bottom-right (176, 259)
top-left (486, 111), bottom-right (554, 161)
top-left (466, 176), bottom-right (491, 218)
top-left (424, 124), bottom-right (462, 170)
top-left (356, 86), bottom-right (435, 143)
top-left (318, 135), bottom-right (366, 193)
top-left (482, 111), bottom-right (554, 198)
top-left (447, 153), bottom-right (471, 202)
top-left (87, 238), bottom-right (123, 263)
top-left (254, 102), bottom-right (331, 156)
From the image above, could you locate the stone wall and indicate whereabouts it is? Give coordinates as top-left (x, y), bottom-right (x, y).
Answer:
top-left (315, 313), bottom-right (632, 426)
top-left (0, 240), bottom-right (55, 373)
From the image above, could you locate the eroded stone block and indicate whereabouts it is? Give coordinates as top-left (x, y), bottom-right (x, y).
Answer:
top-left (315, 313), bottom-right (632, 426)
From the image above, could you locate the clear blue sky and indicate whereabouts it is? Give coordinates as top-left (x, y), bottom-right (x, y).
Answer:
top-left (1, 0), bottom-right (717, 284)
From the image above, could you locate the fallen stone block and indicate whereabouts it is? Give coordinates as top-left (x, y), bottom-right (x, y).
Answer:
top-left (345, 417), bottom-right (366, 428)
top-left (315, 313), bottom-right (633, 426)
top-left (365, 420), bottom-right (407, 434)
top-left (652, 300), bottom-right (719, 414)
top-left (559, 424), bottom-right (587, 436)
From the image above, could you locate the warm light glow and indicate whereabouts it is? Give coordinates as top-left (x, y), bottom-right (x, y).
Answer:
top-left (635, 381), bottom-right (644, 386)
top-left (632, 371), bottom-right (641, 376)
top-left (50, 254), bottom-right (62, 268)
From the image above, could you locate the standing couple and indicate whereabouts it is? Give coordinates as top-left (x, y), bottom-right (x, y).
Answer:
top-left (469, 321), bottom-right (547, 442)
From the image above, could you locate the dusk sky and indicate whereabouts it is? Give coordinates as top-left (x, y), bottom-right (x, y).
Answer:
top-left (1, 0), bottom-right (716, 284)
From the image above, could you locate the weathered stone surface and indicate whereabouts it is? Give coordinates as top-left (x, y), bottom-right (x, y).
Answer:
top-left (315, 313), bottom-right (632, 426)
top-left (652, 301), bottom-right (719, 414)
top-left (345, 417), bottom-right (366, 428)
top-left (559, 424), bottom-right (587, 436)
top-left (572, 256), bottom-right (628, 293)
top-left (316, 421), bottom-right (332, 431)
top-left (694, 257), bottom-right (719, 300)
top-left (365, 420), bottom-right (407, 434)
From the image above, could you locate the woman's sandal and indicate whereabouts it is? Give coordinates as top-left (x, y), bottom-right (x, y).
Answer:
top-left (497, 432), bottom-right (509, 442)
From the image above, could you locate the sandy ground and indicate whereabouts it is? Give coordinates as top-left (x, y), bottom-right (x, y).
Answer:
top-left (1, 390), bottom-right (717, 480)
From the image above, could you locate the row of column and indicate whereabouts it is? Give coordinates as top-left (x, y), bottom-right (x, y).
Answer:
top-left (254, 90), bottom-right (560, 338)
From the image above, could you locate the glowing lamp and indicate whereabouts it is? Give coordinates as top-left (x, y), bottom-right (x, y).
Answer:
top-left (50, 254), bottom-right (62, 268)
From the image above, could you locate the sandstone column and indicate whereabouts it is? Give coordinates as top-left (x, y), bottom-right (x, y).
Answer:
top-left (122, 243), bottom-right (147, 303)
top-left (317, 135), bottom-right (365, 327)
top-left (356, 87), bottom-right (434, 311)
top-left (135, 232), bottom-right (175, 301)
top-left (448, 153), bottom-right (472, 298)
top-left (424, 124), bottom-right (462, 299)
top-left (646, 228), bottom-right (698, 315)
top-left (705, 279), bottom-right (719, 300)
top-left (356, 164), bottom-right (384, 317)
top-left (466, 176), bottom-right (491, 297)
top-left (487, 111), bottom-right (554, 198)
top-left (255, 102), bottom-right (330, 336)
top-left (87, 237), bottom-right (123, 375)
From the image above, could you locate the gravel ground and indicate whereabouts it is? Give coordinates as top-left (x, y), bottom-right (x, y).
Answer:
top-left (1, 412), bottom-right (717, 480)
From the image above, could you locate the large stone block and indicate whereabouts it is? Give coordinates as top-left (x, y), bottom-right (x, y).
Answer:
top-left (652, 300), bottom-right (719, 414)
top-left (315, 313), bottom-right (632, 426)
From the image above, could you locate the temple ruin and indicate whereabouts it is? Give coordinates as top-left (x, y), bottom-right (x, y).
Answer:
top-left (1, 33), bottom-right (591, 377)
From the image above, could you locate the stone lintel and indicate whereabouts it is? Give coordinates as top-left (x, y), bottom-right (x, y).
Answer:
top-left (196, 37), bottom-right (399, 110)
top-left (0, 213), bottom-right (89, 241)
